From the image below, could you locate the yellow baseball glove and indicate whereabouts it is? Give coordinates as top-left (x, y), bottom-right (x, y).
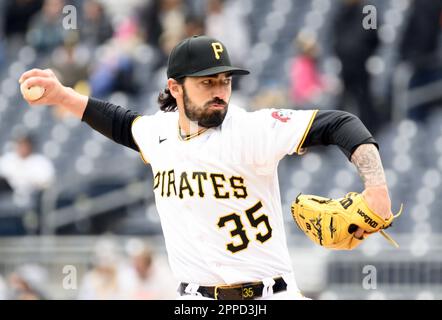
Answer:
top-left (290, 192), bottom-right (403, 250)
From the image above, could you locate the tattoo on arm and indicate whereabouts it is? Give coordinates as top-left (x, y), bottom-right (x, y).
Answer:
top-left (351, 144), bottom-right (386, 187)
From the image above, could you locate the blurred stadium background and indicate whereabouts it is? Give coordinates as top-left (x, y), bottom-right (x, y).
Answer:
top-left (0, 0), bottom-right (441, 300)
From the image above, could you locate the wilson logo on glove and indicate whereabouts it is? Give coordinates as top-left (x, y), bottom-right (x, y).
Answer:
top-left (357, 209), bottom-right (378, 228)
top-left (291, 192), bottom-right (403, 250)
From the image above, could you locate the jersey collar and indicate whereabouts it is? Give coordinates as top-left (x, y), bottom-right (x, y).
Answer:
top-left (176, 104), bottom-right (239, 141)
top-left (177, 125), bottom-right (209, 141)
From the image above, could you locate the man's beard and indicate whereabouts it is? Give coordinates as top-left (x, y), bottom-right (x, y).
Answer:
top-left (182, 88), bottom-right (228, 128)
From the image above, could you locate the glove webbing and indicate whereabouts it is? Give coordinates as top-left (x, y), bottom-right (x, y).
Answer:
top-left (378, 203), bottom-right (404, 248)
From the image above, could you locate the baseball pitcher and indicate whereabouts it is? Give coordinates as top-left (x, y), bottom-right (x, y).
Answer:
top-left (19, 35), bottom-right (400, 300)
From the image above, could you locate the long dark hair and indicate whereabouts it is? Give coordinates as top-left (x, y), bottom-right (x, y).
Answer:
top-left (157, 78), bottom-right (185, 112)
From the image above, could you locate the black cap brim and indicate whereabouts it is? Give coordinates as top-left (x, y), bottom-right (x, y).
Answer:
top-left (186, 66), bottom-right (250, 77)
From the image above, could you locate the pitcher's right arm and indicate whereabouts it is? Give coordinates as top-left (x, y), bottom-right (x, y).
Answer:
top-left (19, 68), bottom-right (141, 151)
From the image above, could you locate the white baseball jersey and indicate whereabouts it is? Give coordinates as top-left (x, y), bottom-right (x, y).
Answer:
top-left (132, 105), bottom-right (317, 286)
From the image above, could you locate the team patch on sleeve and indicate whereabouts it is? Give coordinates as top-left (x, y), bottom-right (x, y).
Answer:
top-left (271, 110), bottom-right (293, 123)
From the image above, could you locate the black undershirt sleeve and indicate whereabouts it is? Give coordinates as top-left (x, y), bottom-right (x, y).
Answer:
top-left (301, 110), bottom-right (378, 160)
top-left (81, 97), bottom-right (141, 152)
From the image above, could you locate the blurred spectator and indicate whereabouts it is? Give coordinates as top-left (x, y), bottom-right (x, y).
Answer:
top-left (399, 0), bottom-right (442, 67)
top-left (205, 0), bottom-right (250, 69)
top-left (124, 239), bottom-right (177, 299)
top-left (398, 0), bottom-right (442, 120)
top-left (88, 18), bottom-right (141, 98)
top-left (48, 34), bottom-right (90, 90)
top-left (138, 0), bottom-right (187, 48)
top-left (80, 0), bottom-right (114, 47)
top-left (7, 264), bottom-right (49, 300)
top-left (137, 0), bottom-right (162, 47)
top-left (137, 0), bottom-right (187, 73)
top-left (26, 0), bottom-right (65, 53)
top-left (77, 239), bottom-right (133, 300)
top-left (2, 0), bottom-right (43, 40)
top-left (332, 0), bottom-right (380, 133)
top-left (156, 29), bottom-right (184, 70)
top-left (0, 134), bottom-right (55, 206)
top-left (48, 34), bottom-right (91, 119)
top-left (289, 33), bottom-right (327, 107)
top-left (184, 14), bottom-right (205, 38)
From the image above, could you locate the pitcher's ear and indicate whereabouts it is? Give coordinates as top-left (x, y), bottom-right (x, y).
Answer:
top-left (167, 78), bottom-right (184, 99)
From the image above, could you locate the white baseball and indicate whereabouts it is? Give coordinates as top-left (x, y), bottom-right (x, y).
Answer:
top-left (20, 84), bottom-right (45, 101)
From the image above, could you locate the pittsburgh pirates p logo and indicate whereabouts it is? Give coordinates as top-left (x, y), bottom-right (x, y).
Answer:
top-left (211, 42), bottom-right (223, 60)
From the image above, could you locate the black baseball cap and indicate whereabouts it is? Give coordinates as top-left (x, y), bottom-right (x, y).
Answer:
top-left (167, 35), bottom-right (250, 79)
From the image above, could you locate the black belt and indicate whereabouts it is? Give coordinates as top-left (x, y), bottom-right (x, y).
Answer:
top-left (178, 277), bottom-right (287, 300)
